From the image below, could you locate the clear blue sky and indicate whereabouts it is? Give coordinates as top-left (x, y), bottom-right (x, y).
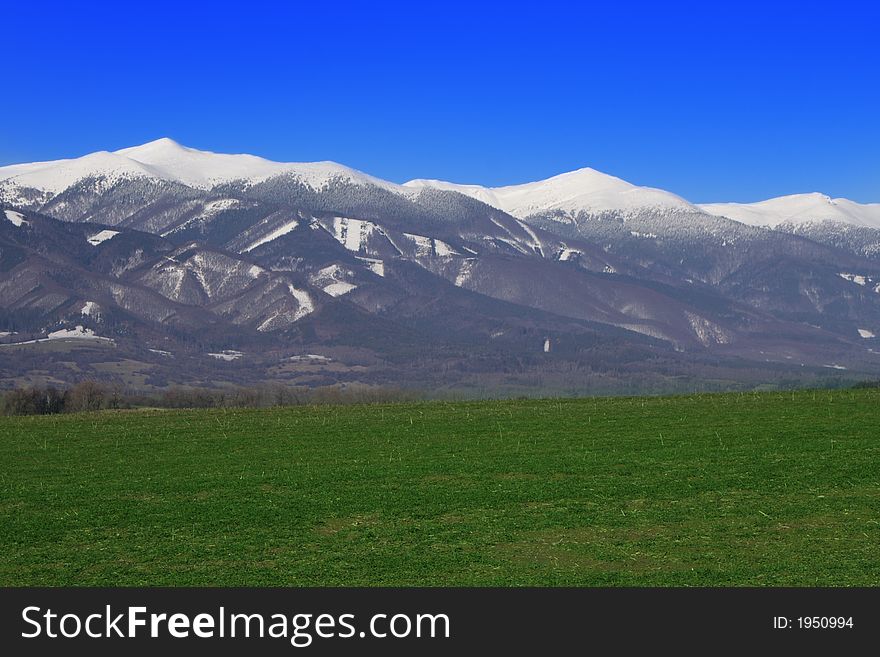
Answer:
top-left (2, 1), bottom-right (877, 202)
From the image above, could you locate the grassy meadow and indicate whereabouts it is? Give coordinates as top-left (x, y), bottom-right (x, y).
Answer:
top-left (1, 389), bottom-right (878, 586)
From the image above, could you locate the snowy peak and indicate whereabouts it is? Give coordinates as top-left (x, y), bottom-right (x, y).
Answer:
top-left (114, 137), bottom-right (292, 189)
top-left (406, 166), bottom-right (697, 219)
top-left (0, 139), bottom-right (405, 196)
top-left (700, 193), bottom-right (880, 229)
top-left (490, 167), bottom-right (696, 217)
top-left (114, 137), bottom-right (405, 192)
top-left (116, 136), bottom-right (188, 155)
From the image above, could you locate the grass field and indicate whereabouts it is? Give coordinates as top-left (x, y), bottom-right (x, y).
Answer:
top-left (1, 389), bottom-right (878, 586)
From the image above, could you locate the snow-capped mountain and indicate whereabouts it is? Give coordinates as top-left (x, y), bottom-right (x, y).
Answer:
top-left (700, 193), bottom-right (880, 229)
top-left (699, 194), bottom-right (880, 260)
top-left (116, 138), bottom-right (404, 192)
top-left (405, 167), bottom-right (696, 218)
top-left (0, 138), bottom-right (402, 203)
top-left (2, 139), bottom-right (879, 392)
top-left (5, 139), bottom-right (873, 231)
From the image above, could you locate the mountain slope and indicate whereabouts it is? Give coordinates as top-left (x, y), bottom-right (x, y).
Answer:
top-left (2, 140), bottom-right (880, 391)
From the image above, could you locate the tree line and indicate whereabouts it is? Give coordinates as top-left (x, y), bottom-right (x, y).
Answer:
top-left (1, 382), bottom-right (423, 416)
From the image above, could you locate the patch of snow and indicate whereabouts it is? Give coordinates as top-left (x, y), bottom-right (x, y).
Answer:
top-left (323, 281), bottom-right (357, 297)
top-left (308, 263), bottom-right (360, 298)
top-left (257, 281), bottom-right (316, 332)
top-left (87, 229), bottom-right (119, 246)
top-left (248, 265), bottom-right (264, 278)
top-left (80, 301), bottom-right (99, 317)
top-left (404, 232), bottom-right (434, 257)
top-left (332, 217), bottom-right (373, 252)
top-left (487, 217), bottom-right (530, 254)
top-left (1, 325), bottom-right (115, 347)
top-left (199, 198), bottom-right (239, 217)
top-left (48, 326), bottom-right (107, 340)
top-left (516, 219), bottom-right (543, 251)
top-left (208, 350), bottom-right (243, 361)
top-left (455, 259), bottom-right (475, 287)
top-left (148, 348), bottom-right (173, 356)
top-left (316, 264), bottom-right (344, 279)
top-left (558, 248), bottom-right (579, 261)
top-left (356, 257), bottom-right (385, 277)
top-left (823, 364), bottom-right (848, 370)
top-left (289, 354), bottom-right (331, 362)
top-left (288, 284), bottom-right (314, 320)
top-left (685, 311), bottom-right (732, 346)
top-left (490, 236), bottom-right (531, 255)
top-left (256, 315), bottom-right (280, 332)
top-left (434, 239), bottom-right (458, 257)
top-left (858, 329), bottom-right (876, 339)
top-left (4, 209), bottom-right (27, 227)
top-left (838, 273), bottom-right (868, 286)
top-left (243, 219), bottom-right (299, 253)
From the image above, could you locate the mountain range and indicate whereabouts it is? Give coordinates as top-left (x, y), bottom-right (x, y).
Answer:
top-left (2, 139), bottom-right (879, 394)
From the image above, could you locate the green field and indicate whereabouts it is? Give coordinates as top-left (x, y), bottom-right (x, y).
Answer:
top-left (1, 389), bottom-right (878, 586)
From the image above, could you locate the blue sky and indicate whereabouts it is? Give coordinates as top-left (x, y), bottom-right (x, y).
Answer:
top-left (2, 1), bottom-right (877, 202)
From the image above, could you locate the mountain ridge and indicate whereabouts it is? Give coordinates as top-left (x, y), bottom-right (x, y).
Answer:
top-left (2, 139), bottom-right (879, 392)
top-left (3, 139), bottom-right (876, 224)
